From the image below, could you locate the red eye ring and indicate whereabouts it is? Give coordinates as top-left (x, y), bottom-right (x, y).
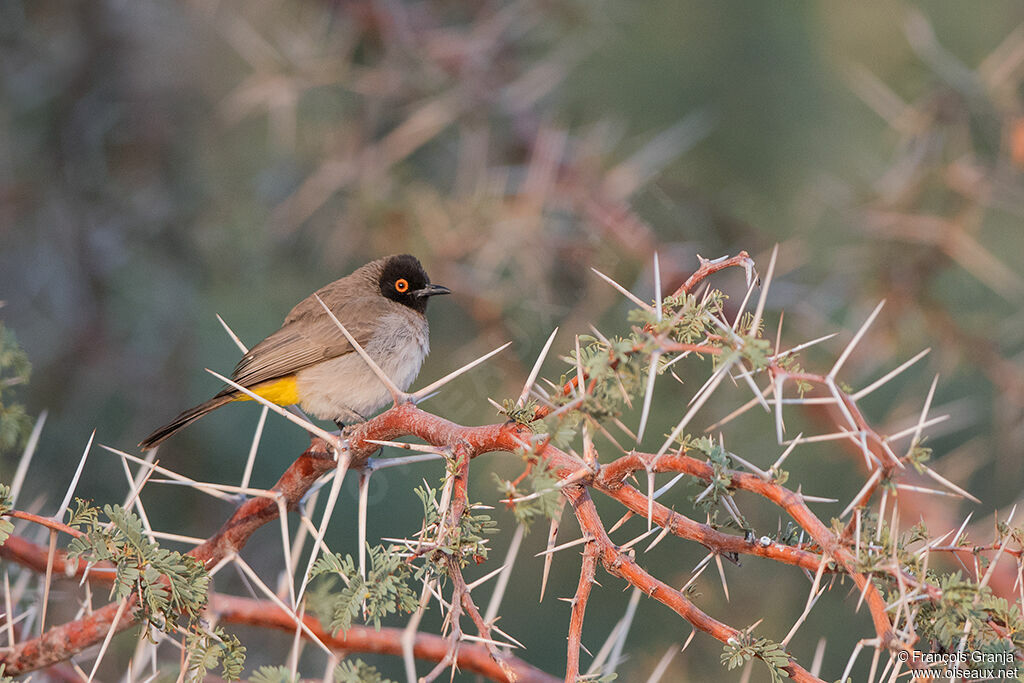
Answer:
top-left (395, 278), bottom-right (410, 293)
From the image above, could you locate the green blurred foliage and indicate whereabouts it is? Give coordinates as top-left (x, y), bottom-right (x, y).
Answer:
top-left (2, 0), bottom-right (1023, 680)
top-left (0, 321), bottom-right (32, 455)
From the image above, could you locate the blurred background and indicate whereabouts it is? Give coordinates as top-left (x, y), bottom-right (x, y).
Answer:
top-left (2, 1), bottom-right (1023, 680)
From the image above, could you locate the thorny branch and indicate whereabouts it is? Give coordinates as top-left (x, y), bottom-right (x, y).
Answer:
top-left (0, 398), bottom-right (920, 679)
top-left (0, 250), bottom-right (1005, 681)
top-left (564, 525), bottom-right (598, 682)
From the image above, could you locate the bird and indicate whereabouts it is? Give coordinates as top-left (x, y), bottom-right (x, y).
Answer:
top-left (139, 254), bottom-right (449, 449)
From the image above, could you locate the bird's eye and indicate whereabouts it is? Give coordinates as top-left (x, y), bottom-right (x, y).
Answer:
top-left (395, 278), bottom-right (409, 293)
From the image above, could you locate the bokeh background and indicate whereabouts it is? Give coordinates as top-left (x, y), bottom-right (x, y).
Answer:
top-left (2, 1), bottom-right (1024, 680)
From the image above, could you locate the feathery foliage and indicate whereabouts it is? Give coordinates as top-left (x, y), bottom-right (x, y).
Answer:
top-left (0, 322), bottom-right (31, 456)
top-left (311, 545), bottom-right (419, 633)
top-left (0, 484), bottom-right (13, 546)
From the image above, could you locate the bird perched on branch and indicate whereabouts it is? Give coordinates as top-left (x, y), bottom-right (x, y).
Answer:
top-left (139, 254), bottom-right (449, 449)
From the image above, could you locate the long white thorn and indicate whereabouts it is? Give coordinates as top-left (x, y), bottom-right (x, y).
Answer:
top-left (296, 452), bottom-right (351, 604)
top-left (950, 511), bottom-right (974, 547)
top-left (706, 311), bottom-right (745, 346)
top-left (714, 553), bottom-right (730, 602)
top-left (315, 294), bottom-right (405, 403)
top-left (143, 477), bottom-right (284, 499)
top-left (885, 415), bottom-right (950, 443)
top-left (771, 434), bottom-right (803, 472)
top-left (906, 375), bottom-right (939, 456)
top-left (826, 378), bottom-right (860, 432)
top-left (653, 252), bottom-right (663, 321)
top-left (726, 449), bottom-right (770, 480)
top-left (637, 352), bottom-right (660, 444)
top-left (118, 454), bottom-right (154, 542)
top-left (841, 468), bottom-right (884, 519)
top-left (10, 409), bottom-right (46, 507)
top-left (799, 493), bottom-right (838, 503)
top-left (205, 368), bottom-right (341, 447)
top-left (149, 530), bottom-right (206, 545)
top-left (646, 469), bottom-right (655, 531)
top-left (100, 445), bottom-right (239, 501)
top-left (895, 483), bottom-right (962, 498)
top-left (535, 536), bottom-right (589, 557)
top-left (276, 495), bottom-right (296, 608)
top-left (978, 505), bottom-right (1016, 591)
top-left (731, 278), bottom-right (758, 333)
top-left (591, 267), bottom-right (655, 311)
top-left (410, 342), bottom-right (512, 401)
top-left (774, 375), bottom-right (786, 444)
top-left (645, 521), bottom-right (674, 553)
top-left (589, 621), bottom-right (632, 672)
top-left (287, 601), bottom-right (306, 678)
top-left (738, 370), bottom-right (771, 413)
top-left (40, 530), bottom-right (57, 634)
top-left (240, 407), bottom-right (268, 492)
top-left (484, 523), bottom-right (525, 623)
top-left (57, 430), bottom-right (95, 520)
top-left (403, 581), bottom-right (433, 682)
top-left (368, 453), bottom-right (444, 470)
top-left (216, 314), bottom-right (249, 353)
top-left (841, 638), bottom-right (877, 683)
top-left (750, 244), bottom-right (778, 335)
top-left (605, 588), bottom-right (642, 674)
top-left (829, 300), bottom-right (886, 380)
top-left (772, 332), bottom-right (840, 361)
top-left (644, 643), bottom-right (680, 683)
top-left (655, 357), bottom-right (738, 460)
top-left (852, 348), bottom-right (931, 400)
top-left (234, 555), bottom-right (333, 656)
top-left (87, 598), bottom-right (129, 682)
top-left (922, 465), bottom-right (980, 504)
top-left (653, 471), bottom-right (687, 499)
top-left (574, 335), bottom-right (586, 400)
top-left (518, 328), bottom-right (559, 407)
top-left (539, 503), bottom-right (564, 602)
top-left (705, 384), bottom-right (773, 432)
top-left (467, 564), bottom-right (509, 593)
top-left (365, 438), bottom-right (450, 456)
top-left (121, 446), bottom-right (157, 509)
top-left (781, 554), bottom-right (828, 648)
top-left (358, 472), bottom-right (370, 581)
top-left (3, 570), bottom-right (15, 648)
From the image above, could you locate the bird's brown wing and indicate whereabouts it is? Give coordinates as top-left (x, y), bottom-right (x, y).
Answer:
top-left (226, 296), bottom-right (380, 390)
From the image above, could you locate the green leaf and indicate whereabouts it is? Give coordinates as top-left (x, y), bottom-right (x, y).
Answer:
top-left (721, 627), bottom-right (790, 683)
top-left (0, 323), bottom-right (32, 456)
top-left (335, 659), bottom-right (398, 683)
top-left (0, 484), bottom-right (13, 546)
top-left (312, 545), bottom-right (419, 634)
top-left (185, 627), bottom-right (246, 681)
top-left (250, 666), bottom-right (299, 683)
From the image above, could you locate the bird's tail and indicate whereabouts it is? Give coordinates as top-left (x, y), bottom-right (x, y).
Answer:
top-left (138, 392), bottom-right (236, 449)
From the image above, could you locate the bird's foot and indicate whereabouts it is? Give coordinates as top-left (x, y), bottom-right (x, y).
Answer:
top-left (334, 409), bottom-right (368, 435)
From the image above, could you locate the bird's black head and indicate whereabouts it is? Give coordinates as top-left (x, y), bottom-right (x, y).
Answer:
top-left (378, 254), bottom-right (450, 313)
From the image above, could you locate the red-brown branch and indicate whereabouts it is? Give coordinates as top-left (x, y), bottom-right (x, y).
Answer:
top-left (671, 251), bottom-right (754, 297)
top-left (596, 450), bottom-right (939, 643)
top-left (564, 530), bottom-right (598, 682)
top-left (0, 533), bottom-right (553, 682)
top-left (602, 482), bottom-right (828, 572)
top-left (213, 593), bottom-right (556, 682)
top-left (4, 510), bottom-right (84, 538)
top-left (562, 485), bottom-right (825, 683)
top-left (0, 397), bottom-right (936, 676)
top-left (453, 561), bottom-right (520, 682)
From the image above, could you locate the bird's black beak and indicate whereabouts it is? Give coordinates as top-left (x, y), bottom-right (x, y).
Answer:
top-left (413, 283), bottom-right (451, 298)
